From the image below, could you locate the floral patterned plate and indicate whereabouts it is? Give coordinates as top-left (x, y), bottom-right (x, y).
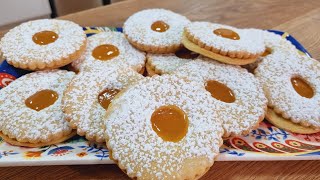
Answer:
top-left (0, 27), bottom-right (319, 166)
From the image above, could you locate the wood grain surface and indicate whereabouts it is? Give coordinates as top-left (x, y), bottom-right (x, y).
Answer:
top-left (0, 0), bottom-right (320, 179)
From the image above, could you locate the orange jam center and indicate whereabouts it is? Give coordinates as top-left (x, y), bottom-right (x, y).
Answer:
top-left (151, 105), bottom-right (188, 142)
top-left (151, 21), bottom-right (170, 32)
top-left (175, 47), bottom-right (199, 59)
top-left (25, 89), bottom-right (58, 111)
top-left (32, 31), bottom-right (58, 45)
top-left (205, 80), bottom-right (235, 103)
top-left (291, 77), bottom-right (314, 98)
top-left (262, 48), bottom-right (272, 57)
top-left (98, 89), bottom-right (120, 110)
top-left (213, 28), bottom-right (240, 40)
top-left (92, 44), bottom-right (120, 61)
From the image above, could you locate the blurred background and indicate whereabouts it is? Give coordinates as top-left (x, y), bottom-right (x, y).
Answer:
top-left (0, 0), bottom-right (121, 31)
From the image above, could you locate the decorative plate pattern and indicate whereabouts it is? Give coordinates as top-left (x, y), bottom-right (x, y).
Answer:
top-left (0, 27), bottom-right (319, 166)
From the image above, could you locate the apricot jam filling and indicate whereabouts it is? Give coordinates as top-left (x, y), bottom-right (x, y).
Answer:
top-left (151, 105), bottom-right (188, 142)
top-left (98, 89), bottom-right (120, 110)
top-left (291, 77), bottom-right (314, 98)
top-left (25, 90), bottom-right (58, 111)
top-left (213, 28), bottom-right (240, 40)
top-left (205, 80), bottom-right (235, 103)
top-left (92, 44), bottom-right (120, 60)
top-left (151, 21), bottom-right (170, 32)
top-left (32, 31), bottom-right (58, 45)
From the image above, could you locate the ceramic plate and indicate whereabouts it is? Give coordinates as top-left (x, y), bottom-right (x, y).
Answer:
top-left (0, 27), bottom-right (319, 166)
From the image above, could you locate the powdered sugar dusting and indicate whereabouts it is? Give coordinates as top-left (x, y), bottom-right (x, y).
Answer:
top-left (261, 30), bottom-right (297, 51)
top-left (173, 58), bottom-right (267, 136)
top-left (0, 19), bottom-right (86, 64)
top-left (105, 75), bottom-right (223, 179)
top-left (147, 53), bottom-right (193, 74)
top-left (123, 9), bottom-right (190, 47)
top-left (185, 22), bottom-right (265, 54)
top-left (255, 53), bottom-right (320, 129)
top-left (243, 30), bottom-right (299, 71)
top-left (76, 32), bottom-right (145, 72)
top-left (62, 64), bottom-right (144, 142)
top-left (0, 70), bottom-right (75, 143)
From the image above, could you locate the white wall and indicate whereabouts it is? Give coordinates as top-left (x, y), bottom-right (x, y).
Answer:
top-left (0, 0), bottom-right (51, 26)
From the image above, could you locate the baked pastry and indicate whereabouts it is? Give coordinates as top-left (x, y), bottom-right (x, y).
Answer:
top-left (243, 30), bottom-right (299, 72)
top-left (0, 19), bottom-right (86, 70)
top-left (174, 58), bottom-right (267, 137)
top-left (146, 46), bottom-right (199, 76)
top-left (255, 52), bottom-right (320, 134)
top-left (0, 70), bottom-right (76, 147)
top-left (182, 22), bottom-right (265, 65)
top-left (71, 31), bottom-right (146, 73)
top-left (62, 63), bottom-right (143, 142)
top-left (105, 75), bottom-right (223, 179)
top-left (123, 9), bottom-right (191, 53)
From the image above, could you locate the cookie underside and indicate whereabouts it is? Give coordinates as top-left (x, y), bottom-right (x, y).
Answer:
top-left (182, 34), bottom-right (257, 65)
top-left (0, 131), bottom-right (77, 148)
top-left (265, 108), bottom-right (319, 134)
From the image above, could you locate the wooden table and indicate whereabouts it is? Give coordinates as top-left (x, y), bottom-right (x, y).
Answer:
top-left (1, 0), bottom-right (320, 179)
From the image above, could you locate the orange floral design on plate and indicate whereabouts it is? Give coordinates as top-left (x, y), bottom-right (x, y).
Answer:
top-left (76, 152), bottom-right (87, 157)
top-left (24, 151), bottom-right (42, 159)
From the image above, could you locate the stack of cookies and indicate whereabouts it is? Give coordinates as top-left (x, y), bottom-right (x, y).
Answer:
top-left (0, 8), bottom-right (319, 180)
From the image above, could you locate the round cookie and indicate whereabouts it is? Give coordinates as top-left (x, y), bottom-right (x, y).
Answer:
top-left (146, 47), bottom-right (199, 76)
top-left (0, 70), bottom-right (75, 147)
top-left (63, 63), bottom-right (144, 142)
top-left (173, 59), bottom-right (267, 137)
top-left (0, 19), bottom-right (86, 70)
top-left (182, 22), bottom-right (265, 65)
top-left (105, 75), bottom-right (223, 179)
top-left (255, 52), bottom-right (320, 133)
top-left (243, 30), bottom-right (299, 72)
top-left (123, 9), bottom-right (191, 53)
top-left (71, 31), bottom-right (146, 73)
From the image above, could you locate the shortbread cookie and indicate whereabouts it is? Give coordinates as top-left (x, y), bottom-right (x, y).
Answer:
top-left (266, 108), bottom-right (319, 134)
top-left (174, 59), bottom-right (267, 137)
top-left (0, 70), bottom-right (75, 147)
top-left (0, 19), bottom-right (86, 70)
top-left (105, 75), bottom-right (223, 179)
top-left (243, 30), bottom-right (299, 72)
top-left (182, 22), bottom-right (265, 65)
top-left (63, 64), bottom-right (143, 142)
top-left (146, 47), bottom-right (199, 76)
top-left (123, 9), bottom-right (191, 53)
top-left (255, 53), bottom-right (320, 133)
top-left (71, 31), bottom-right (146, 73)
